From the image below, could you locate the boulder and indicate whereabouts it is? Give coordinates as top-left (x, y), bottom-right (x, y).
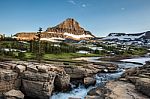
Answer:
top-left (54, 74), bottom-right (71, 91)
top-left (22, 80), bottom-right (53, 99)
top-left (4, 89), bottom-right (24, 99)
top-left (37, 65), bottom-right (49, 73)
top-left (21, 70), bottom-right (56, 99)
top-left (15, 65), bottom-right (26, 73)
top-left (64, 67), bottom-right (85, 79)
top-left (84, 77), bottom-right (96, 87)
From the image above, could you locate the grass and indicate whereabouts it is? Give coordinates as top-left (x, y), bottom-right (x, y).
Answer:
top-left (24, 52), bottom-right (35, 59)
top-left (43, 53), bottom-right (99, 60)
top-left (11, 52), bottom-right (99, 61)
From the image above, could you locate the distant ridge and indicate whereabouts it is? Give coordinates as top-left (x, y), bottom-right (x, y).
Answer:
top-left (104, 31), bottom-right (150, 41)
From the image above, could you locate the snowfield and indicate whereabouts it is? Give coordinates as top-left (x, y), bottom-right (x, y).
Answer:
top-left (64, 32), bottom-right (93, 39)
top-left (40, 37), bottom-right (65, 42)
top-left (104, 33), bottom-right (145, 41)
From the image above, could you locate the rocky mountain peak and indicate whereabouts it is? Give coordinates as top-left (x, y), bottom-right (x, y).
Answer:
top-left (55, 18), bottom-right (84, 31)
top-left (46, 18), bottom-right (89, 35)
top-left (14, 18), bottom-right (95, 41)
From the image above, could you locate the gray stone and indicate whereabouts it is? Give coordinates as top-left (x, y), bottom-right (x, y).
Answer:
top-left (16, 65), bottom-right (26, 73)
top-left (4, 89), bottom-right (24, 99)
top-left (84, 77), bottom-right (96, 87)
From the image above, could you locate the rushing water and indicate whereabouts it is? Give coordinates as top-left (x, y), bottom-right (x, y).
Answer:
top-left (51, 57), bottom-right (150, 99)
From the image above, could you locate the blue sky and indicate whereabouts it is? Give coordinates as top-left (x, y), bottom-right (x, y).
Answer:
top-left (0, 0), bottom-right (150, 36)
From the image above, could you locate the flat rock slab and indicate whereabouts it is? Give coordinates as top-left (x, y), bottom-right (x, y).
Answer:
top-left (4, 89), bottom-right (24, 99)
top-left (106, 81), bottom-right (149, 99)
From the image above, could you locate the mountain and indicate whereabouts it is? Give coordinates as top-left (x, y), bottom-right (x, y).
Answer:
top-left (103, 31), bottom-right (150, 41)
top-left (14, 18), bottom-right (95, 42)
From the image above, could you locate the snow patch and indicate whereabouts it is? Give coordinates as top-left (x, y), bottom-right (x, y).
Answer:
top-left (40, 37), bottom-right (65, 42)
top-left (64, 32), bottom-right (93, 39)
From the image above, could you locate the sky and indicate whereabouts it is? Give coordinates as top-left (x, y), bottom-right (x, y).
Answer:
top-left (0, 0), bottom-right (150, 37)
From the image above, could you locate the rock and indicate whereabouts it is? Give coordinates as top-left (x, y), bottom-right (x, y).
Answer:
top-left (87, 87), bottom-right (108, 98)
top-left (54, 74), bottom-right (71, 91)
top-left (37, 65), bottom-right (49, 73)
top-left (86, 81), bottom-right (149, 99)
top-left (14, 32), bottom-right (38, 41)
top-left (27, 65), bottom-right (38, 73)
top-left (135, 78), bottom-right (150, 97)
top-left (21, 70), bottom-right (56, 99)
top-left (22, 79), bottom-right (54, 99)
top-left (0, 62), bottom-right (12, 70)
top-left (85, 96), bottom-right (102, 99)
top-left (4, 89), bottom-right (24, 99)
top-left (21, 71), bottom-right (56, 82)
top-left (0, 69), bottom-right (20, 92)
top-left (16, 65), bottom-right (26, 73)
top-left (122, 67), bottom-right (138, 77)
top-left (68, 97), bottom-right (81, 99)
top-left (84, 77), bottom-right (96, 87)
top-left (126, 76), bottom-right (140, 84)
top-left (0, 61), bottom-right (72, 99)
top-left (106, 81), bottom-right (148, 99)
top-left (64, 67), bottom-right (85, 79)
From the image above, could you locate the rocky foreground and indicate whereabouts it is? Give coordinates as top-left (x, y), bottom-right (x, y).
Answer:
top-left (86, 61), bottom-right (150, 99)
top-left (0, 60), bottom-right (118, 99)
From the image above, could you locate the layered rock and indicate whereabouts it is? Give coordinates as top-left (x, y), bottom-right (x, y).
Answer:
top-left (0, 69), bottom-right (20, 94)
top-left (63, 62), bottom-right (118, 86)
top-left (13, 32), bottom-right (37, 41)
top-left (0, 61), bottom-right (71, 99)
top-left (121, 62), bottom-right (150, 97)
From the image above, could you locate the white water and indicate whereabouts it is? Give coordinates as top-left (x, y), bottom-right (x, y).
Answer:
top-left (51, 57), bottom-right (149, 99)
top-left (51, 71), bottom-right (124, 99)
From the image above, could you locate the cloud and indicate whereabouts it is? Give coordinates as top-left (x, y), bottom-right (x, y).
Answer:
top-left (82, 4), bottom-right (87, 8)
top-left (121, 7), bottom-right (125, 10)
top-left (68, 0), bottom-right (87, 8)
top-left (68, 0), bottom-right (76, 5)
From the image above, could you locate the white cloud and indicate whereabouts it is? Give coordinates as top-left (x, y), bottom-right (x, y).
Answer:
top-left (67, 0), bottom-right (87, 8)
top-left (68, 0), bottom-right (76, 5)
top-left (82, 4), bottom-right (86, 8)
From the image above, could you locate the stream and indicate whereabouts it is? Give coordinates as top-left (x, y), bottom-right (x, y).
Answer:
top-left (51, 57), bottom-right (150, 99)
